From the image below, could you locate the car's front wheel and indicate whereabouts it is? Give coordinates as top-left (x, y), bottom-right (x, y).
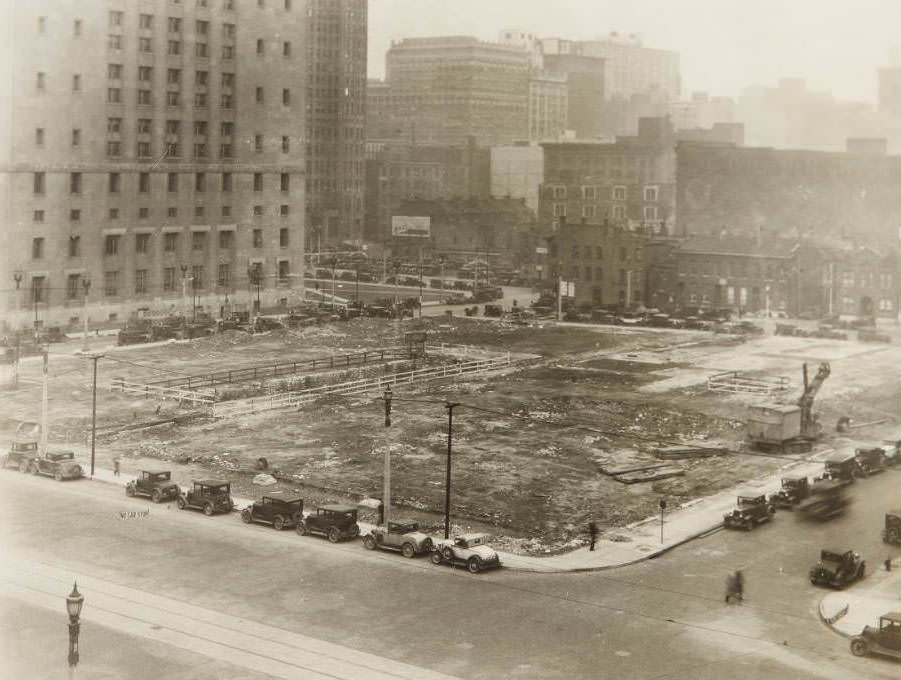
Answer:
top-left (467, 557), bottom-right (482, 574)
top-left (327, 527), bottom-right (341, 543)
top-left (126, 485), bottom-right (136, 497)
top-left (363, 535), bottom-right (376, 550)
top-left (430, 551), bottom-right (443, 565)
top-left (176, 496), bottom-right (186, 510)
top-left (295, 520), bottom-right (309, 536)
top-left (17, 460), bottom-right (28, 473)
top-left (857, 564), bottom-right (866, 580)
top-left (151, 489), bottom-right (162, 503)
top-left (29, 463), bottom-right (38, 475)
top-left (401, 543), bottom-right (415, 558)
top-left (54, 471), bottom-right (63, 482)
top-left (442, 547), bottom-right (454, 562)
top-left (850, 638), bottom-right (868, 657)
top-left (241, 509), bottom-right (252, 524)
top-left (888, 528), bottom-right (900, 543)
top-left (273, 515), bottom-right (285, 531)
top-left (203, 503), bottom-right (214, 516)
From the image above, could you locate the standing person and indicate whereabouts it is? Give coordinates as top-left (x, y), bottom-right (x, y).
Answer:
top-left (113, 457), bottom-right (120, 477)
top-left (588, 521), bottom-right (598, 552)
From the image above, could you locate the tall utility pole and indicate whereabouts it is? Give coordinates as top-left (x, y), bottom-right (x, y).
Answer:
top-left (556, 274), bottom-right (563, 322)
top-left (383, 387), bottom-right (393, 527)
top-left (444, 402), bottom-right (460, 539)
top-left (12, 272), bottom-right (23, 388)
top-left (330, 258), bottom-right (337, 309)
top-left (88, 354), bottom-right (103, 477)
top-left (180, 265), bottom-right (189, 320)
top-left (81, 278), bottom-right (91, 352)
top-left (438, 255), bottom-right (445, 297)
top-left (418, 250), bottom-right (423, 319)
top-left (40, 348), bottom-right (49, 457)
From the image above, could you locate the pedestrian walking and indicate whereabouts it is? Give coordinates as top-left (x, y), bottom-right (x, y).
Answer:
top-left (113, 457), bottom-right (120, 477)
top-left (588, 521), bottom-right (598, 552)
top-left (886, 557), bottom-right (893, 572)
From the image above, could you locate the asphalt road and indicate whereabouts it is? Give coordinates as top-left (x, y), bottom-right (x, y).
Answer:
top-left (1, 469), bottom-right (899, 680)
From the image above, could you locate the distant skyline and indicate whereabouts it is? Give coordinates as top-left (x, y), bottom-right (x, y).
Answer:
top-left (368, 0), bottom-right (901, 104)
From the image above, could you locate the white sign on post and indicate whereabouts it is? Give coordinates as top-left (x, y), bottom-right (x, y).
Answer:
top-left (391, 216), bottom-right (431, 238)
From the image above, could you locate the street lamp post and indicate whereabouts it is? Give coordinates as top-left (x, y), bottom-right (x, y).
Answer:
top-left (12, 272), bottom-right (23, 388)
top-left (438, 255), bottom-right (445, 297)
top-left (330, 257), bottom-right (337, 310)
top-left (87, 353), bottom-right (103, 477)
top-left (392, 261), bottom-right (401, 317)
top-left (418, 259), bottom-right (423, 319)
top-left (383, 386), bottom-right (392, 527)
top-left (355, 267), bottom-right (360, 304)
top-left (180, 265), bottom-right (189, 322)
top-left (443, 402), bottom-right (459, 539)
top-left (12, 271), bottom-right (23, 332)
top-left (81, 279), bottom-right (91, 352)
top-left (66, 581), bottom-right (84, 678)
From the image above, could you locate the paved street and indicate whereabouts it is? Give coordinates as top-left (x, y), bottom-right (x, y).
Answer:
top-left (1, 470), bottom-right (899, 679)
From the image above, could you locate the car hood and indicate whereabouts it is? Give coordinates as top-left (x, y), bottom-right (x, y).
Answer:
top-left (60, 462), bottom-right (82, 474)
top-left (469, 545), bottom-right (498, 559)
top-left (404, 531), bottom-right (431, 543)
top-left (154, 482), bottom-right (180, 491)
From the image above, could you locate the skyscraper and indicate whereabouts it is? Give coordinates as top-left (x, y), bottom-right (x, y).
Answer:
top-left (1, 0), bottom-right (307, 330)
top-left (303, 0), bottom-right (367, 247)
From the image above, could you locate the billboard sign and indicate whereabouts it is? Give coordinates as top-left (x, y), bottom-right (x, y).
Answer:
top-left (391, 216), bottom-right (431, 238)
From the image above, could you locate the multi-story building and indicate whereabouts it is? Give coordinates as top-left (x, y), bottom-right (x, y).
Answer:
top-left (304, 0), bottom-right (367, 246)
top-left (490, 143), bottom-right (544, 215)
top-left (539, 117), bottom-right (676, 236)
top-left (547, 219), bottom-right (653, 307)
top-left (364, 139), bottom-right (490, 243)
top-left (365, 78), bottom-right (395, 141)
top-left (1, 0), bottom-right (308, 331)
top-left (542, 50), bottom-right (605, 140)
top-left (576, 34), bottom-right (680, 102)
top-left (676, 138), bottom-right (901, 245)
top-left (385, 36), bottom-right (530, 147)
top-left (878, 67), bottom-right (901, 118)
top-left (528, 71), bottom-right (568, 142)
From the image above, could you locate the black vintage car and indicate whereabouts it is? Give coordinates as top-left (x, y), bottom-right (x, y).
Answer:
top-left (883, 511), bottom-right (901, 545)
top-left (854, 447), bottom-right (886, 476)
top-left (125, 470), bottom-right (180, 503)
top-left (723, 494), bottom-right (775, 530)
top-left (3, 440), bottom-right (38, 473)
top-left (29, 451), bottom-right (83, 481)
top-left (819, 451), bottom-right (858, 483)
top-left (810, 548), bottom-right (866, 588)
top-left (851, 611), bottom-right (901, 659)
top-left (177, 479), bottom-right (234, 516)
top-left (241, 494), bottom-right (304, 530)
top-left (770, 474), bottom-right (810, 509)
top-left (295, 504), bottom-right (360, 542)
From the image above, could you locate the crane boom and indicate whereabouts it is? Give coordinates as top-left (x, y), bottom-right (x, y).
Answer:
top-left (797, 362), bottom-right (830, 436)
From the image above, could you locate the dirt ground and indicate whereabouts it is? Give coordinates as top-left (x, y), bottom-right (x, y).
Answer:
top-left (4, 317), bottom-right (901, 554)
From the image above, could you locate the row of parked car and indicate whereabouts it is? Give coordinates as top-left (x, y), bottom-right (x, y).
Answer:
top-left (126, 472), bottom-right (502, 574)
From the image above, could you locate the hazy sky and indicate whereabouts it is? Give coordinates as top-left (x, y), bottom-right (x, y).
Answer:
top-left (368, 0), bottom-right (901, 104)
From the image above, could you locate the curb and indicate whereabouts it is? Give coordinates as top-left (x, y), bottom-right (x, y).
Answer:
top-left (818, 597), bottom-right (852, 638)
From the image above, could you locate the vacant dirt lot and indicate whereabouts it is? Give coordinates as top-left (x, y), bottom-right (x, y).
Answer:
top-left (3, 317), bottom-right (901, 554)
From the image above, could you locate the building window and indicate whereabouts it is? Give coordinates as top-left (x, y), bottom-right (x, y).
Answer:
top-left (595, 246), bottom-right (603, 259)
top-left (167, 68), bottom-right (181, 85)
top-left (195, 93), bottom-right (208, 108)
top-left (256, 38), bottom-right (264, 55)
top-left (138, 66), bottom-right (153, 82)
top-left (107, 87), bottom-right (121, 103)
top-left (139, 14), bottom-right (153, 29)
top-left (196, 42), bottom-right (208, 58)
top-left (69, 236), bottom-right (80, 258)
top-left (72, 74), bottom-right (81, 92)
top-left (32, 237), bottom-right (44, 259)
top-left (137, 142), bottom-right (151, 157)
top-left (167, 92), bottom-right (180, 106)
top-left (33, 210), bottom-right (44, 223)
top-left (109, 173), bottom-right (120, 193)
top-left (70, 209), bottom-right (81, 223)
top-left (613, 186), bottom-right (627, 201)
top-left (253, 205), bottom-right (264, 216)
top-left (613, 205), bottom-right (626, 220)
top-left (219, 231), bottom-right (233, 249)
top-left (880, 298), bottom-right (894, 312)
top-left (552, 186), bottom-right (566, 199)
top-left (107, 117), bottom-right (122, 133)
top-left (581, 186), bottom-right (597, 200)
top-left (72, 129), bottom-right (81, 147)
top-left (552, 203), bottom-right (566, 217)
top-left (163, 267), bottom-right (176, 292)
top-left (220, 143), bottom-right (233, 157)
top-left (643, 206), bottom-right (658, 220)
top-left (135, 269), bottom-right (148, 294)
top-left (35, 128), bottom-right (44, 146)
top-left (167, 17), bottom-right (182, 33)
top-left (67, 274), bottom-right (81, 299)
top-left (192, 232), bottom-right (206, 251)
top-left (70, 172), bottom-right (82, 194)
top-left (644, 185), bottom-right (659, 202)
top-left (137, 89), bottom-right (152, 105)
top-left (168, 40), bottom-right (181, 55)
top-left (196, 20), bottom-right (209, 36)
top-left (280, 205), bottom-right (289, 216)
top-left (254, 134), bottom-right (263, 152)
top-left (167, 207), bottom-right (177, 218)
top-left (36, 72), bottom-right (46, 91)
top-left (278, 260), bottom-right (289, 281)
top-left (139, 37), bottom-right (152, 52)
top-left (104, 271), bottom-right (119, 297)
top-left (105, 235), bottom-right (120, 255)
top-left (164, 233), bottom-right (178, 252)
top-left (109, 10), bottom-right (123, 26)
top-left (283, 41), bottom-right (291, 56)
top-left (282, 88), bottom-right (290, 105)
top-left (222, 206), bottom-right (231, 217)
top-left (222, 172), bottom-right (232, 192)
top-left (192, 265), bottom-right (204, 289)
top-left (136, 233), bottom-right (151, 254)
top-left (253, 173), bottom-right (263, 191)
top-left (109, 35), bottom-right (123, 50)
top-left (217, 263), bottom-right (231, 287)
top-left (32, 277), bottom-right (46, 304)
top-left (279, 228), bottom-right (289, 247)
top-left (282, 136), bottom-right (290, 152)
top-left (167, 173), bottom-right (178, 193)
top-left (280, 173), bottom-right (289, 191)
top-left (253, 229), bottom-right (263, 248)
top-left (195, 172), bottom-right (206, 192)
top-left (582, 205), bottom-right (596, 218)
top-left (108, 63), bottom-right (124, 80)
top-left (139, 173), bottom-right (151, 193)
top-left (139, 207), bottom-right (150, 219)
top-left (34, 172), bottom-right (45, 194)
top-left (107, 141), bottom-right (121, 157)
top-left (255, 87), bottom-right (264, 104)
top-left (222, 45), bottom-right (234, 60)
top-left (194, 206), bottom-right (205, 218)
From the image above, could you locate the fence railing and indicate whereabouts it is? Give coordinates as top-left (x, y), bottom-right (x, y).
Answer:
top-left (109, 378), bottom-right (216, 406)
top-left (707, 371), bottom-right (790, 395)
top-left (145, 347), bottom-right (410, 390)
top-left (213, 354), bottom-right (513, 419)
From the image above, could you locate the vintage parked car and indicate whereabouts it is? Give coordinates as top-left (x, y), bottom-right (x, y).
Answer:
top-left (770, 474), bottom-right (810, 509)
top-left (723, 494), bottom-right (775, 530)
top-left (859, 328), bottom-right (891, 343)
top-left (362, 520), bottom-right (433, 558)
top-left (809, 548), bottom-right (866, 588)
top-left (176, 479), bottom-right (234, 516)
top-left (295, 504), bottom-right (360, 542)
top-left (3, 439), bottom-right (38, 472)
top-left (241, 494), bottom-right (304, 530)
top-left (883, 511), bottom-right (901, 545)
top-left (850, 611), bottom-right (901, 659)
top-left (854, 447), bottom-right (886, 476)
top-left (28, 451), bottom-right (83, 481)
top-left (818, 450), bottom-right (858, 483)
top-left (430, 533), bottom-right (501, 573)
top-left (117, 327), bottom-right (152, 346)
top-left (798, 480), bottom-right (851, 521)
top-left (125, 470), bottom-right (180, 503)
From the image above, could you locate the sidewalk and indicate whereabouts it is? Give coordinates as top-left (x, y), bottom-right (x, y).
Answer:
top-left (89, 447), bottom-right (837, 573)
top-left (819, 560), bottom-right (901, 637)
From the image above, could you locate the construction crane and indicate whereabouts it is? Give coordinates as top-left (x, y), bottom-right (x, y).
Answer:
top-left (747, 362), bottom-right (831, 453)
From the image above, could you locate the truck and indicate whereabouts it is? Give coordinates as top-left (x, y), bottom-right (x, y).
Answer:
top-left (746, 362), bottom-right (830, 453)
top-left (798, 480), bottom-right (851, 521)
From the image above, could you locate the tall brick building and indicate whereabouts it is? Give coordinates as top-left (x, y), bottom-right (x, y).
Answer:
top-left (1, 0), bottom-right (309, 331)
top-left (304, 0), bottom-right (367, 245)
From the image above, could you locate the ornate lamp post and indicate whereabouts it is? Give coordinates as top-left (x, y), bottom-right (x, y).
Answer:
top-left (66, 581), bottom-right (84, 677)
top-left (81, 278), bottom-right (91, 352)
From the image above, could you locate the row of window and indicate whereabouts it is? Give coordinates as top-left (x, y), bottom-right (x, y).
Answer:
top-left (568, 245), bottom-right (642, 261)
top-left (839, 271), bottom-right (894, 289)
top-left (104, 85), bottom-right (292, 107)
top-left (32, 203), bottom-right (291, 224)
top-left (553, 204), bottom-right (659, 220)
top-left (31, 227), bottom-right (291, 261)
top-left (32, 172), bottom-right (291, 195)
top-left (550, 186), bottom-right (660, 202)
